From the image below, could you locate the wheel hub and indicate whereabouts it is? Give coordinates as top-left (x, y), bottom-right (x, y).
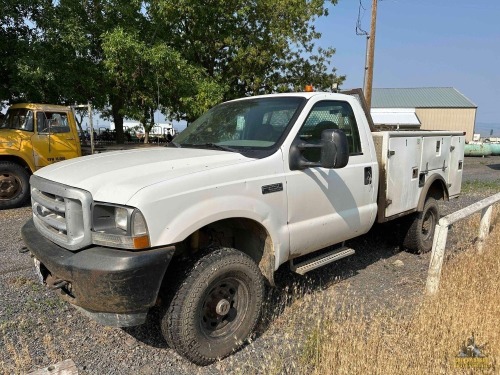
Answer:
top-left (215, 299), bottom-right (231, 316)
top-left (201, 280), bottom-right (240, 334)
top-left (422, 211), bottom-right (435, 237)
top-left (0, 174), bottom-right (21, 199)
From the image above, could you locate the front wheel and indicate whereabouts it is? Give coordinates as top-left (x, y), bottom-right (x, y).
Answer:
top-left (0, 161), bottom-right (30, 210)
top-left (161, 247), bottom-right (264, 365)
top-left (403, 197), bottom-right (439, 253)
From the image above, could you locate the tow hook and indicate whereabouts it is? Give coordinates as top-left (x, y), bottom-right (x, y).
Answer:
top-left (50, 279), bottom-right (68, 290)
top-left (46, 275), bottom-right (68, 290)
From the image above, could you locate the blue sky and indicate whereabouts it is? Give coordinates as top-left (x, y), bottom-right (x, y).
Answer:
top-left (316, 0), bottom-right (500, 134)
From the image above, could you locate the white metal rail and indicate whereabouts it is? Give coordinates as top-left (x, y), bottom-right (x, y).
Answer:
top-left (426, 192), bottom-right (500, 295)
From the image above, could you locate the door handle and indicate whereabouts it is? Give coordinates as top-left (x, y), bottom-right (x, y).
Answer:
top-left (364, 167), bottom-right (372, 185)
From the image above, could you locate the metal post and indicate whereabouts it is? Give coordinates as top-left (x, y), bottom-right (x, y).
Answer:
top-left (425, 223), bottom-right (449, 295)
top-left (88, 103), bottom-right (94, 155)
top-left (478, 205), bottom-right (492, 253)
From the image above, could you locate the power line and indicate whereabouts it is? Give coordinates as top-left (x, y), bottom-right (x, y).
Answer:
top-left (356, 0), bottom-right (368, 36)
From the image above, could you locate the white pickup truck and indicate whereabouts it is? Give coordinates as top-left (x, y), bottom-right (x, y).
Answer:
top-left (22, 91), bottom-right (465, 365)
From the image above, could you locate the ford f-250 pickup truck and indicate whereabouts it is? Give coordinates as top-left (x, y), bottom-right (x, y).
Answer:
top-left (21, 91), bottom-right (465, 365)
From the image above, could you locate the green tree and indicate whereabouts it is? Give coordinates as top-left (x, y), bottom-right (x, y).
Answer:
top-left (152, 0), bottom-right (344, 100)
top-left (2, 0), bottom-right (343, 144)
top-left (4, 0), bottom-right (146, 142)
top-left (44, 0), bottom-right (144, 143)
top-left (0, 0), bottom-right (52, 106)
top-left (101, 28), bottom-right (222, 142)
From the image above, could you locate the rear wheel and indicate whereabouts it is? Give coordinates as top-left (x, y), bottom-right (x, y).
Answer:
top-left (403, 197), bottom-right (439, 253)
top-left (0, 161), bottom-right (30, 209)
top-left (161, 247), bottom-right (264, 365)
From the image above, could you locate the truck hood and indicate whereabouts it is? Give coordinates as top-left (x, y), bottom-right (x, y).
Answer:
top-left (34, 147), bottom-right (254, 204)
top-left (0, 130), bottom-right (22, 150)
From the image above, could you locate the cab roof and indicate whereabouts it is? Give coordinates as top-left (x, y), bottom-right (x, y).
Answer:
top-left (227, 91), bottom-right (352, 103)
top-left (9, 103), bottom-right (71, 111)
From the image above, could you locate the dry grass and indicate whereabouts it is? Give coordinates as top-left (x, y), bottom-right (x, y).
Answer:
top-left (0, 323), bottom-right (61, 374)
top-left (1, 336), bottom-right (32, 374)
top-left (296, 208), bottom-right (500, 374)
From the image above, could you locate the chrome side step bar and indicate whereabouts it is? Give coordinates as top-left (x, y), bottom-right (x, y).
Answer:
top-left (290, 246), bottom-right (355, 275)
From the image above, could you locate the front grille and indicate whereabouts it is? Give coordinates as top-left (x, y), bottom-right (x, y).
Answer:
top-left (30, 175), bottom-right (93, 251)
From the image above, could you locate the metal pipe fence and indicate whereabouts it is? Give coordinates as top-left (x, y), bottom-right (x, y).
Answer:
top-left (426, 192), bottom-right (500, 295)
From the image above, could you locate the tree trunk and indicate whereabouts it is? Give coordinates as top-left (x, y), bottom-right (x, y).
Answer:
top-left (111, 97), bottom-right (125, 144)
top-left (142, 107), bottom-right (155, 144)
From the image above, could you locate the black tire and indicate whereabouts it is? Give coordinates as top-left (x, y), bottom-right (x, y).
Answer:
top-left (403, 197), bottom-right (439, 253)
top-left (161, 247), bottom-right (264, 365)
top-left (0, 161), bottom-right (30, 210)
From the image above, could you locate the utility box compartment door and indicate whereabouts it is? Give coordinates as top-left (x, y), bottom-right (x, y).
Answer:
top-left (448, 135), bottom-right (465, 197)
top-left (385, 136), bottom-right (422, 217)
top-left (420, 136), bottom-right (451, 173)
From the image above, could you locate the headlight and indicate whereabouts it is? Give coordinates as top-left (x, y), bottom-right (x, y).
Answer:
top-left (115, 207), bottom-right (128, 231)
top-left (91, 203), bottom-right (150, 250)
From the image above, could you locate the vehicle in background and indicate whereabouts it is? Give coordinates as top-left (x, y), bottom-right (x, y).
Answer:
top-left (0, 104), bottom-right (81, 209)
top-left (110, 122), bottom-right (176, 143)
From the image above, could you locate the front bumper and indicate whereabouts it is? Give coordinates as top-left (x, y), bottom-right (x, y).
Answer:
top-left (22, 219), bottom-right (175, 327)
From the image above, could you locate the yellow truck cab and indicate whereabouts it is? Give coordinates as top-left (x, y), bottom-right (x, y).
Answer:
top-left (0, 103), bottom-right (81, 209)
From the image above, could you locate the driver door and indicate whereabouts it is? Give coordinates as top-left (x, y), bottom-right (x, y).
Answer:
top-left (31, 110), bottom-right (80, 169)
top-left (285, 99), bottom-right (377, 256)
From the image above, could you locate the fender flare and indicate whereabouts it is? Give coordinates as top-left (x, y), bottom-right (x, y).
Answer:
top-left (417, 174), bottom-right (449, 211)
top-left (152, 196), bottom-right (285, 286)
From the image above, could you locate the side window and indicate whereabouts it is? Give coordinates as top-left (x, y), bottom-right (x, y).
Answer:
top-left (37, 112), bottom-right (71, 134)
top-left (298, 101), bottom-right (362, 162)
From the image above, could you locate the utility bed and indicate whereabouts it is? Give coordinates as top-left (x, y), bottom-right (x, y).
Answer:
top-left (372, 131), bottom-right (465, 222)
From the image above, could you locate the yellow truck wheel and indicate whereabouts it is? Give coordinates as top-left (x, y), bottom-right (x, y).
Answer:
top-left (0, 161), bottom-right (30, 210)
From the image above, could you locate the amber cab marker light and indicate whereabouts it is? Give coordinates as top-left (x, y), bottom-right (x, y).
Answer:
top-left (304, 84), bottom-right (314, 92)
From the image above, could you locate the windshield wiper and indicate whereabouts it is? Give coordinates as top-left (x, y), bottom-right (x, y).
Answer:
top-left (201, 143), bottom-right (238, 152)
top-left (181, 143), bottom-right (238, 152)
top-left (166, 141), bottom-right (181, 148)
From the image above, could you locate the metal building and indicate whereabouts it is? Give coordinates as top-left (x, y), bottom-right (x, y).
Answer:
top-left (371, 87), bottom-right (477, 141)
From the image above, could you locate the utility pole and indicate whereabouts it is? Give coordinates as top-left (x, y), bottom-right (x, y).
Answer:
top-left (363, 0), bottom-right (378, 109)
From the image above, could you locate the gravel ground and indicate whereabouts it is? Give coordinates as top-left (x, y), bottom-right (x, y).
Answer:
top-left (0, 156), bottom-right (499, 374)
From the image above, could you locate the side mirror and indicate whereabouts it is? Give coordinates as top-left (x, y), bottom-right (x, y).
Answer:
top-left (289, 129), bottom-right (349, 170)
top-left (320, 129), bottom-right (349, 168)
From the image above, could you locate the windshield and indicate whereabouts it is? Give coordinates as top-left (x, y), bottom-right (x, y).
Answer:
top-left (175, 97), bottom-right (304, 150)
top-left (0, 108), bottom-right (34, 132)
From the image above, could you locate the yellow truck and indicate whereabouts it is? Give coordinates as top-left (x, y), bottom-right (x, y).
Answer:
top-left (0, 103), bottom-right (81, 209)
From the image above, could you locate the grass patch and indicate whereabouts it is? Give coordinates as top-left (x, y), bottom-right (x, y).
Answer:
top-left (462, 179), bottom-right (500, 195)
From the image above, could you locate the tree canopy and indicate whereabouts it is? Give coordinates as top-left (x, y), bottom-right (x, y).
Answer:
top-left (0, 0), bottom-right (344, 142)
